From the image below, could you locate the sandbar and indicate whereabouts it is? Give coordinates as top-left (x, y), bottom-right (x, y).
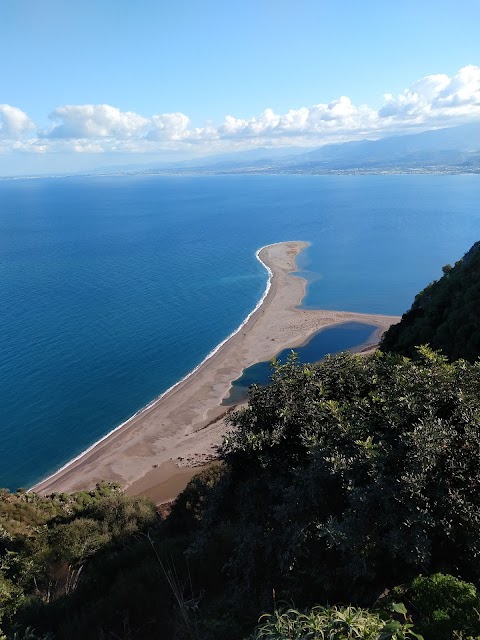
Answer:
top-left (33, 241), bottom-right (400, 496)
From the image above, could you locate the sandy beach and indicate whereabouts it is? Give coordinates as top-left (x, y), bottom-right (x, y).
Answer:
top-left (33, 241), bottom-right (400, 498)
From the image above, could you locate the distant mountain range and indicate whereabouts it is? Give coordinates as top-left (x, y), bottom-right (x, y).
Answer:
top-left (94, 122), bottom-right (480, 176)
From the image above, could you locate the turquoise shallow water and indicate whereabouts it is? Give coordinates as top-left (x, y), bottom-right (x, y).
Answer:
top-left (0, 174), bottom-right (479, 489)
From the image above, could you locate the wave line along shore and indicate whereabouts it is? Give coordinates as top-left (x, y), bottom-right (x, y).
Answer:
top-left (33, 241), bottom-right (400, 497)
top-left (30, 242), bottom-right (279, 492)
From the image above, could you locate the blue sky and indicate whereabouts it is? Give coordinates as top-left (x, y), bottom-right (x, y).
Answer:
top-left (1, 0), bottom-right (479, 175)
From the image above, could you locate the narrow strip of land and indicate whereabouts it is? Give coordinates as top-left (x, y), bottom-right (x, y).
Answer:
top-left (33, 241), bottom-right (400, 496)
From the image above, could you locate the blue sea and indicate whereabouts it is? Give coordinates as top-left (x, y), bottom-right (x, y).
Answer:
top-left (1, 174), bottom-right (479, 490)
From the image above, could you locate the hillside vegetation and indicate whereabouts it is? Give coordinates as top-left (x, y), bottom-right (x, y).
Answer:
top-left (381, 241), bottom-right (480, 361)
top-left (1, 347), bottom-right (480, 639)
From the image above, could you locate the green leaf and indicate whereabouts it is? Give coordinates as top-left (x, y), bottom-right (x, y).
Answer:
top-left (392, 602), bottom-right (408, 615)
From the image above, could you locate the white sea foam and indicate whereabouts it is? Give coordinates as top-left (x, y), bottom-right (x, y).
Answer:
top-left (30, 241), bottom-right (305, 491)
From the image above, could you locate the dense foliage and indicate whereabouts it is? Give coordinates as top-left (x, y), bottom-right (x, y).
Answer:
top-left (0, 484), bottom-right (163, 638)
top-left (381, 241), bottom-right (480, 361)
top-left (251, 605), bottom-right (393, 639)
top-left (250, 579), bottom-right (480, 640)
top-left (406, 574), bottom-right (480, 639)
top-left (187, 349), bottom-right (480, 628)
top-left (1, 349), bottom-right (480, 638)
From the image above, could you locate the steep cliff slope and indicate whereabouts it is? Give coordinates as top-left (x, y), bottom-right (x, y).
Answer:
top-left (381, 241), bottom-right (480, 360)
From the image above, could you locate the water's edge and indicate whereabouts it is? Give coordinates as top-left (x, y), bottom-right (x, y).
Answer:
top-left (30, 241), bottom-right (306, 491)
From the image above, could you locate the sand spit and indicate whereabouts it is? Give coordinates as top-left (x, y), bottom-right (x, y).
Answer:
top-left (33, 241), bottom-right (399, 496)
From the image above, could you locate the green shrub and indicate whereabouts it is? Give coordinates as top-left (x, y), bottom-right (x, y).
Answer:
top-left (410, 574), bottom-right (480, 639)
top-left (201, 349), bottom-right (480, 610)
top-left (251, 605), bottom-right (384, 639)
top-left (250, 604), bottom-right (425, 640)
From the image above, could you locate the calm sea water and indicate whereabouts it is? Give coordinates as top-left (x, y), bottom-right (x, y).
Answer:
top-left (0, 174), bottom-right (479, 489)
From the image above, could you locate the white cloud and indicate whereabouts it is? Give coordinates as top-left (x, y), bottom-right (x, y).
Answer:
top-left (213, 98), bottom-right (378, 140)
top-left (379, 65), bottom-right (480, 120)
top-left (2, 65), bottom-right (480, 157)
top-left (45, 104), bottom-right (149, 139)
top-left (0, 104), bottom-right (35, 139)
top-left (148, 112), bottom-right (190, 140)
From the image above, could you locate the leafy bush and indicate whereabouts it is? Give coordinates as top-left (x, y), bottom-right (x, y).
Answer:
top-left (192, 349), bottom-right (480, 612)
top-left (250, 603), bottom-right (425, 640)
top-left (0, 484), bottom-right (161, 638)
top-left (251, 605), bottom-right (384, 639)
top-left (409, 574), bottom-right (480, 639)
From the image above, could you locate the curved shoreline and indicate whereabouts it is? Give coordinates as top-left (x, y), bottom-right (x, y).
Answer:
top-left (32, 241), bottom-right (400, 496)
top-left (29, 242), bottom-right (284, 492)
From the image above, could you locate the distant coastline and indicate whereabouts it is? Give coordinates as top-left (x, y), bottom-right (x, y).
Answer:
top-left (3, 167), bottom-right (477, 182)
top-left (4, 121), bottom-right (479, 180)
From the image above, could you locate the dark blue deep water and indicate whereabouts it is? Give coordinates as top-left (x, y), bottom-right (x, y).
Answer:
top-left (0, 174), bottom-right (479, 489)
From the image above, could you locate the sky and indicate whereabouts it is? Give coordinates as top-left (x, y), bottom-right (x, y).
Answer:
top-left (1, 0), bottom-right (480, 175)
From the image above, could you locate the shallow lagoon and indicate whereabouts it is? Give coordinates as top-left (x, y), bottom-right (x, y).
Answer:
top-left (224, 322), bottom-right (377, 404)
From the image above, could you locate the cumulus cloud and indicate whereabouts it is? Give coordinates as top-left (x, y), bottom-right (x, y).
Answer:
top-left (45, 104), bottom-right (149, 139)
top-left (214, 98), bottom-right (377, 141)
top-left (0, 104), bottom-right (35, 139)
top-left (148, 112), bottom-right (190, 140)
top-left (379, 65), bottom-right (480, 120)
top-left (2, 65), bottom-right (480, 156)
